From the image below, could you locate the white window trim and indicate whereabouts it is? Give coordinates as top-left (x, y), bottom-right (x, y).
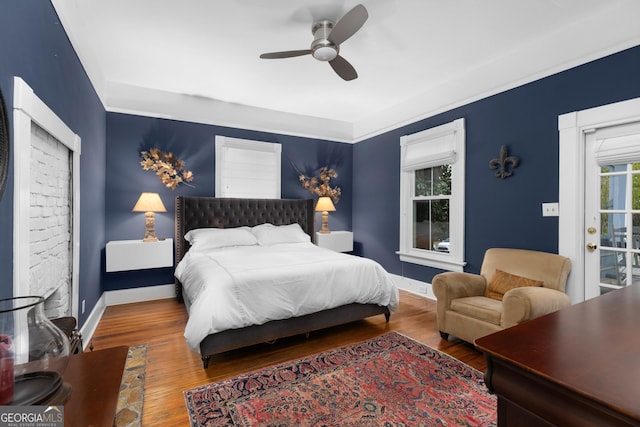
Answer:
top-left (215, 135), bottom-right (281, 199)
top-left (397, 118), bottom-right (466, 272)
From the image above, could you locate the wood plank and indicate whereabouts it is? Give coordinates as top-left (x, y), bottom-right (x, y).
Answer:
top-left (89, 290), bottom-right (485, 426)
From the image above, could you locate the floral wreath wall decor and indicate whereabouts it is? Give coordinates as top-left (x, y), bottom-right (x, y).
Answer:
top-left (298, 166), bottom-right (341, 203)
top-left (140, 148), bottom-right (194, 190)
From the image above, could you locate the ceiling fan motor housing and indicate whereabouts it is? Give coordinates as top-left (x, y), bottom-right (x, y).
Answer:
top-left (311, 20), bottom-right (338, 61)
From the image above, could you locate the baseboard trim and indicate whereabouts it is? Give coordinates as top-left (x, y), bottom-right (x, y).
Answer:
top-left (390, 273), bottom-right (435, 300)
top-left (79, 284), bottom-right (175, 349)
top-left (79, 293), bottom-right (106, 351)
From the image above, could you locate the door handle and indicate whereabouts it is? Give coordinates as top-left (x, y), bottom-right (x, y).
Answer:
top-left (586, 242), bottom-right (598, 251)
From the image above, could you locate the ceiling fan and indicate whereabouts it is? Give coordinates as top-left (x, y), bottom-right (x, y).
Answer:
top-left (259, 4), bottom-right (368, 81)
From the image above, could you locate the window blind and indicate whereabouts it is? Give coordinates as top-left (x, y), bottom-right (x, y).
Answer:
top-left (215, 136), bottom-right (281, 198)
top-left (401, 129), bottom-right (457, 171)
top-left (594, 122), bottom-right (640, 166)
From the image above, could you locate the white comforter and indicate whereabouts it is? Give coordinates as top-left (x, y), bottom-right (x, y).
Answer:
top-left (175, 242), bottom-right (399, 350)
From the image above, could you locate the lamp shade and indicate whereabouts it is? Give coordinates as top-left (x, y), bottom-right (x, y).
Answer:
top-left (132, 192), bottom-right (167, 213)
top-left (315, 196), bottom-right (336, 212)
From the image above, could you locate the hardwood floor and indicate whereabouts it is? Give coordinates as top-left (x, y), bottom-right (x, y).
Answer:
top-left (89, 289), bottom-right (485, 426)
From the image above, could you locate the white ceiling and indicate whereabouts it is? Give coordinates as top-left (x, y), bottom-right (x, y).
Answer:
top-left (52, 0), bottom-right (640, 143)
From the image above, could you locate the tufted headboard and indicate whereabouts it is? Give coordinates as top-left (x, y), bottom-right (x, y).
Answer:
top-left (174, 196), bottom-right (315, 300)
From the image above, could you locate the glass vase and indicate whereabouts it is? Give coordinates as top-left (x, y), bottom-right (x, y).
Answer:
top-left (0, 296), bottom-right (70, 405)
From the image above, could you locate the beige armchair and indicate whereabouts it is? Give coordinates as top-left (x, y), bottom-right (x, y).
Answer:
top-left (432, 248), bottom-right (571, 345)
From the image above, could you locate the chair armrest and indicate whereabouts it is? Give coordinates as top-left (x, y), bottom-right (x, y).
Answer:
top-left (432, 272), bottom-right (487, 309)
top-left (502, 287), bottom-right (571, 327)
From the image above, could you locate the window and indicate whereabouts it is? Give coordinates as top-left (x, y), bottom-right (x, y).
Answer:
top-left (398, 118), bottom-right (466, 271)
top-left (215, 136), bottom-right (281, 198)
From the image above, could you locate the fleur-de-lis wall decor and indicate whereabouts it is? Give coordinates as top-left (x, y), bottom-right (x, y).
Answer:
top-left (489, 145), bottom-right (520, 179)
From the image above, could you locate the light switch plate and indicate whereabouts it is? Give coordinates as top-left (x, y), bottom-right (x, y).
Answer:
top-left (542, 202), bottom-right (559, 217)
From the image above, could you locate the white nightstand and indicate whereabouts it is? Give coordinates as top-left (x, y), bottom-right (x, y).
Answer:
top-left (315, 231), bottom-right (353, 253)
top-left (106, 238), bottom-right (173, 272)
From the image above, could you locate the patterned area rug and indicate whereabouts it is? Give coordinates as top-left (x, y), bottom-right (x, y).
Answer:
top-left (184, 332), bottom-right (496, 426)
top-left (115, 345), bottom-right (147, 427)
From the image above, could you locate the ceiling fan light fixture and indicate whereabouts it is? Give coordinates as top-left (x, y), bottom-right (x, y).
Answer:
top-left (312, 45), bottom-right (338, 61)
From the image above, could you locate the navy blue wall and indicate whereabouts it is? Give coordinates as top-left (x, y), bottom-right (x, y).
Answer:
top-left (103, 113), bottom-right (352, 290)
top-left (0, 3), bottom-right (107, 325)
top-left (354, 45), bottom-right (640, 282)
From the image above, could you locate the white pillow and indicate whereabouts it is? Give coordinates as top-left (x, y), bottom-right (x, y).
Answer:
top-left (252, 223), bottom-right (311, 246)
top-left (184, 227), bottom-right (257, 251)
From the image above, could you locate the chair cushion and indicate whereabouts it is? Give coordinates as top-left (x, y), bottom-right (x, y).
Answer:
top-left (450, 296), bottom-right (503, 325)
top-left (485, 269), bottom-right (543, 301)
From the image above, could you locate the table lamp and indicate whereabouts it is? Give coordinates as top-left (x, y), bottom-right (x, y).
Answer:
top-left (132, 192), bottom-right (166, 242)
top-left (315, 196), bottom-right (336, 234)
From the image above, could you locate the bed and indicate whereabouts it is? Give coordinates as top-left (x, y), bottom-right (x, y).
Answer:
top-left (174, 196), bottom-right (398, 368)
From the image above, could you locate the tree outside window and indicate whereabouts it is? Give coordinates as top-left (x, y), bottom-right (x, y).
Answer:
top-left (413, 165), bottom-right (451, 251)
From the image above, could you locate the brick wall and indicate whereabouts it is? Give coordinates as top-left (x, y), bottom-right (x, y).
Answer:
top-left (29, 123), bottom-right (72, 318)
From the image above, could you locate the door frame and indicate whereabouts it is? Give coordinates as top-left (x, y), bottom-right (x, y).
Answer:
top-left (558, 97), bottom-right (640, 303)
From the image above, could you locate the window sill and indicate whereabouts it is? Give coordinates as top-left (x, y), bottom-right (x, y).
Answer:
top-left (396, 251), bottom-right (466, 272)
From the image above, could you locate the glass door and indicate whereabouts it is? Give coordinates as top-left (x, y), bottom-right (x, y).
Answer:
top-left (585, 124), bottom-right (640, 299)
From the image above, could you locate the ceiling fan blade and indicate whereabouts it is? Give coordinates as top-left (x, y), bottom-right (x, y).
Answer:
top-left (329, 55), bottom-right (358, 81)
top-left (260, 50), bottom-right (312, 59)
top-left (327, 4), bottom-right (368, 45)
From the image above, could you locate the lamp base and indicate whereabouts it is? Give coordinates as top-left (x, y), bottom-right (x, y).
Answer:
top-left (143, 211), bottom-right (159, 242)
top-left (319, 210), bottom-right (330, 234)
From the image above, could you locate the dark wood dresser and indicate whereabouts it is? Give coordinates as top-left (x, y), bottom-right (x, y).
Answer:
top-left (63, 346), bottom-right (129, 426)
top-left (475, 284), bottom-right (640, 427)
